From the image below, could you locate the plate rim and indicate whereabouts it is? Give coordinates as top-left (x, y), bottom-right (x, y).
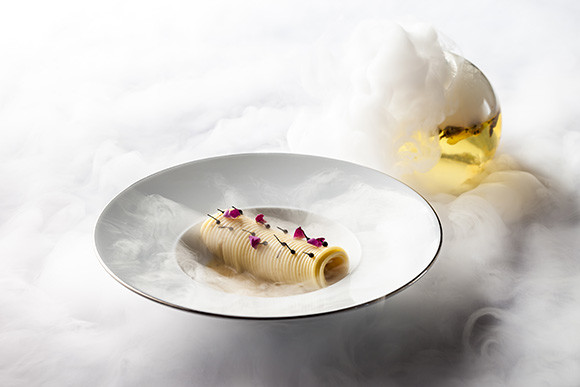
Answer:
top-left (94, 152), bottom-right (443, 320)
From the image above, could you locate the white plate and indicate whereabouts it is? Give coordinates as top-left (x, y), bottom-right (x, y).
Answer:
top-left (94, 153), bottom-right (442, 319)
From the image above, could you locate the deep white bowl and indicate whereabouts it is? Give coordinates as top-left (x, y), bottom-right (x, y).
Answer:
top-left (94, 153), bottom-right (442, 319)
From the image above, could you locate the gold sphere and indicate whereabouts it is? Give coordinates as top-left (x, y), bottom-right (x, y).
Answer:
top-left (407, 55), bottom-right (502, 194)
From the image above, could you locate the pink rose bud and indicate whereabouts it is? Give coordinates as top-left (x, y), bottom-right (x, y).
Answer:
top-left (294, 226), bottom-right (306, 239)
top-left (249, 235), bottom-right (261, 249)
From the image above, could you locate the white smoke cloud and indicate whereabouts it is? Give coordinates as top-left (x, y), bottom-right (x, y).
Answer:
top-left (288, 21), bottom-right (453, 176)
top-left (2, 1), bottom-right (580, 386)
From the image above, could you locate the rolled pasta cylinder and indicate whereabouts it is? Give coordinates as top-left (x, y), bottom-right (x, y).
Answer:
top-left (200, 211), bottom-right (349, 288)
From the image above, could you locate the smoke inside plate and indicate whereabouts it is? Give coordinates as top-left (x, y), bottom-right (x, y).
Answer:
top-left (288, 21), bottom-right (502, 194)
top-left (99, 166), bottom-right (437, 318)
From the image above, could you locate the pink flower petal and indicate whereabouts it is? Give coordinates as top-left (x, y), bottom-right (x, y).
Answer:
top-left (249, 235), bottom-right (261, 249)
top-left (255, 214), bottom-right (266, 224)
top-left (307, 238), bottom-right (323, 247)
top-left (224, 208), bottom-right (241, 218)
top-left (294, 227), bottom-right (306, 239)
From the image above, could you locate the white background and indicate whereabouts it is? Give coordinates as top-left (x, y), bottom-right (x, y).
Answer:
top-left (2, 1), bottom-right (580, 386)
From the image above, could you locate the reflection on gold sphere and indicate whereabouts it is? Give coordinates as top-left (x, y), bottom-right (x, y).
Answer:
top-left (405, 55), bottom-right (502, 194)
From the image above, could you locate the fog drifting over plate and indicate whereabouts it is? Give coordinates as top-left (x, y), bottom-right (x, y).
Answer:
top-left (2, 1), bottom-right (580, 386)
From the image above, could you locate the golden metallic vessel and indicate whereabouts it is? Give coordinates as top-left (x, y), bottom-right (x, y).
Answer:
top-left (407, 55), bottom-right (502, 194)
